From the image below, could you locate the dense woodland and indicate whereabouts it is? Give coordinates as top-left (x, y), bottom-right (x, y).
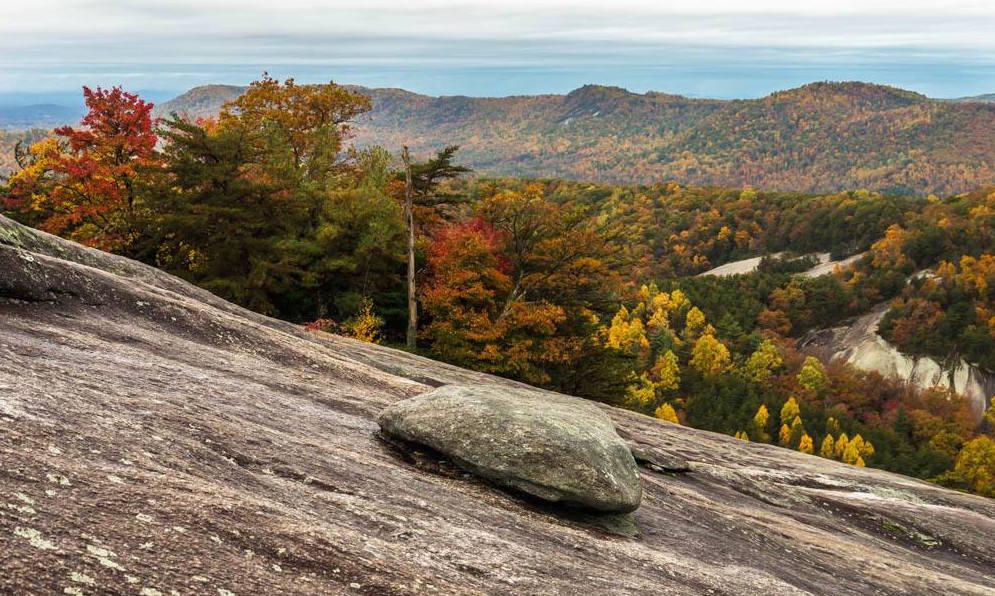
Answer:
top-left (3, 78), bottom-right (993, 497)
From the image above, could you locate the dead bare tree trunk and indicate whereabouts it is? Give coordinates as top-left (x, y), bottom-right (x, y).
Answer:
top-left (403, 146), bottom-right (417, 350)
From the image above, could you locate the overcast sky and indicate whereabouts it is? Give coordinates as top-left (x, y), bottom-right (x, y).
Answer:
top-left (3, 0), bottom-right (995, 101)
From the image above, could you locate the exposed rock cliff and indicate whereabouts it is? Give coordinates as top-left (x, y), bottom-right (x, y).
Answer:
top-left (1, 214), bottom-right (993, 595)
top-left (802, 304), bottom-right (995, 417)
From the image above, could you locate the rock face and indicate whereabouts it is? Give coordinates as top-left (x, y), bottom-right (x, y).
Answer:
top-left (378, 385), bottom-right (642, 513)
top-left (802, 303), bottom-right (995, 417)
top-left (1, 212), bottom-right (995, 595)
top-left (697, 252), bottom-right (864, 279)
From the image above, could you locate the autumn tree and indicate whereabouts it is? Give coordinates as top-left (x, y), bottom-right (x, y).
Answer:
top-left (949, 436), bottom-right (995, 497)
top-left (146, 77), bottom-right (402, 321)
top-left (652, 350), bottom-right (681, 392)
top-left (219, 73), bottom-right (371, 180)
top-left (3, 86), bottom-right (159, 251)
top-left (819, 435), bottom-right (836, 458)
top-left (655, 403), bottom-right (680, 424)
top-left (797, 356), bottom-right (829, 393)
top-left (752, 404), bottom-right (771, 443)
top-left (420, 184), bottom-right (624, 395)
top-left (842, 440), bottom-right (866, 467)
top-left (744, 339), bottom-right (783, 385)
top-left (690, 334), bottom-right (731, 376)
top-left (834, 433), bottom-right (850, 460)
top-left (780, 397), bottom-right (801, 426)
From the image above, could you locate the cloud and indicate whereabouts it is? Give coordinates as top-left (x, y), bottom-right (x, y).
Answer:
top-left (1, 1), bottom-right (994, 97)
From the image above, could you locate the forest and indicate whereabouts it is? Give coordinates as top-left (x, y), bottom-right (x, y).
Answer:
top-left (2, 77), bottom-right (993, 498)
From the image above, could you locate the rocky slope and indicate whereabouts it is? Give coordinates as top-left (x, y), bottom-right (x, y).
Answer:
top-left (155, 81), bottom-right (995, 195)
top-left (1, 214), bottom-right (994, 595)
top-left (802, 304), bottom-right (995, 418)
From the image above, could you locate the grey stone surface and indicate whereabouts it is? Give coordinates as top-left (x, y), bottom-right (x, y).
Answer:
top-left (2, 213), bottom-right (995, 595)
top-left (379, 385), bottom-right (642, 512)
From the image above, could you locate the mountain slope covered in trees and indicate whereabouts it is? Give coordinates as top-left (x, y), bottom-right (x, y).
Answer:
top-left (154, 81), bottom-right (995, 195)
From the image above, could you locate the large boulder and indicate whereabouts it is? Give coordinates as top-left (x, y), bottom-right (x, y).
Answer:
top-left (378, 384), bottom-right (642, 512)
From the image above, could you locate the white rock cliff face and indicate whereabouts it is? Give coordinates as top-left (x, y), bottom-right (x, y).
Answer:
top-left (803, 304), bottom-right (994, 417)
top-left (698, 252), bottom-right (864, 278)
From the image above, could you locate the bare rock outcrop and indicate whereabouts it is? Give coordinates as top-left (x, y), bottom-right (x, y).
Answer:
top-left (802, 303), bottom-right (995, 417)
top-left (1, 213), bottom-right (994, 595)
top-left (378, 385), bottom-right (642, 513)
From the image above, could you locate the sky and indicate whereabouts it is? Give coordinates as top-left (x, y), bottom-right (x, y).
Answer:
top-left (2, 0), bottom-right (995, 103)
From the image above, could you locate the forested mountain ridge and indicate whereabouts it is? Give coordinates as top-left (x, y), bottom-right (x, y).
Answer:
top-left (950, 93), bottom-right (995, 103)
top-left (153, 80), bottom-right (995, 195)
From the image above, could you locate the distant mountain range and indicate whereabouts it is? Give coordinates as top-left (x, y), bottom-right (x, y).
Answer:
top-left (950, 93), bottom-right (995, 103)
top-left (0, 103), bottom-right (84, 129)
top-left (155, 81), bottom-right (995, 195)
top-left (6, 81), bottom-right (995, 194)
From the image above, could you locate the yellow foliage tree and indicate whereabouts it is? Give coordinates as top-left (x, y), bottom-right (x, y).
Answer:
top-left (850, 434), bottom-right (875, 460)
top-left (650, 350), bottom-right (681, 392)
top-left (819, 434), bottom-right (835, 459)
top-left (752, 405), bottom-right (771, 442)
top-left (606, 307), bottom-right (650, 355)
top-left (842, 440), bottom-right (865, 467)
top-left (952, 436), bottom-right (995, 497)
top-left (685, 306), bottom-right (707, 337)
top-left (778, 423), bottom-right (792, 446)
top-left (870, 224), bottom-right (911, 269)
top-left (798, 433), bottom-right (814, 454)
top-left (780, 396), bottom-right (800, 426)
top-left (797, 356), bottom-right (829, 392)
top-left (341, 297), bottom-right (385, 344)
top-left (834, 433), bottom-right (850, 459)
top-left (744, 339), bottom-right (783, 384)
top-left (655, 402), bottom-right (680, 424)
top-left (690, 334), bottom-right (731, 376)
top-left (626, 374), bottom-right (656, 407)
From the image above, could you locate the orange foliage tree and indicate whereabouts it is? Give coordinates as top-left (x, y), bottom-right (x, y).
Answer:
top-left (3, 87), bottom-right (159, 251)
top-left (420, 184), bottom-right (624, 391)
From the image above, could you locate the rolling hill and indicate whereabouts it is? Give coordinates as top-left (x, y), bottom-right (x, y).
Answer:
top-left (154, 81), bottom-right (995, 195)
top-left (951, 93), bottom-right (995, 103)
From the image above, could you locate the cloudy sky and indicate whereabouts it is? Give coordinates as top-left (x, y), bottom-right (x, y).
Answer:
top-left (3, 0), bottom-right (995, 101)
